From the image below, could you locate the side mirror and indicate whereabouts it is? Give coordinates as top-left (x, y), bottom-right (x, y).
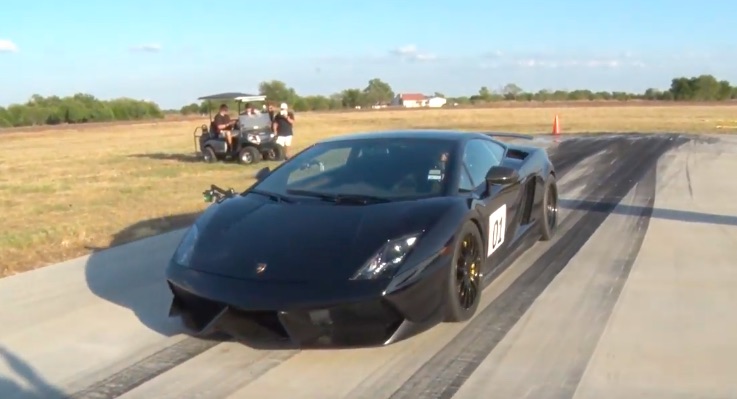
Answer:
top-left (485, 166), bottom-right (519, 186)
top-left (255, 166), bottom-right (271, 181)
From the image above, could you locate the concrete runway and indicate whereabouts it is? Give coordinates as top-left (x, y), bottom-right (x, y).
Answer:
top-left (1, 133), bottom-right (736, 399)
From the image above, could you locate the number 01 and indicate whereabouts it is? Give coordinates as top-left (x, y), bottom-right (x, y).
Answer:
top-left (487, 204), bottom-right (506, 257)
top-left (491, 220), bottom-right (502, 248)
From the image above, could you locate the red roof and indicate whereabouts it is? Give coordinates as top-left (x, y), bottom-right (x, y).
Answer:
top-left (400, 93), bottom-right (426, 101)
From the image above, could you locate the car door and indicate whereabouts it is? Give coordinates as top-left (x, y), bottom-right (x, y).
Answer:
top-left (479, 139), bottom-right (526, 242)
top-left (459, 139), bottom-right (520, 269)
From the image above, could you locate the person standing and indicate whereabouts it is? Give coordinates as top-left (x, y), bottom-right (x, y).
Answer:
top-left (266, 102), bottom-right (277, 123)
top-left (272, 102), bottom-right (295, 160)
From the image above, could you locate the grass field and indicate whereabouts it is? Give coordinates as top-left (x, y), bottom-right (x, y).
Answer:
top-left (1, 104), bottom-right (736, 276)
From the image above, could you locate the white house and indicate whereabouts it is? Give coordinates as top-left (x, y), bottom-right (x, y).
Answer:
top-left (392, 93), bottom-right (447, 108)
top-left (392, 93), bottom-right (427, 108)
top-left (426, 96), bottom-right (447, 108)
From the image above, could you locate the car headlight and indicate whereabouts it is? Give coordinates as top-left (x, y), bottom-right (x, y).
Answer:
top-left (350, 234), bottom-right (419, 280)
top-left (247, 134), bottom-right (260, 144)
top-left (172, 224), bottom-right (199, 267)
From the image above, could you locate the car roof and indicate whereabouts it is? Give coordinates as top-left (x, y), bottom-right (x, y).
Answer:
top-left (317, 129), bottom-right (507, 144)
top-left (198, 92), bottom-right (267, 102)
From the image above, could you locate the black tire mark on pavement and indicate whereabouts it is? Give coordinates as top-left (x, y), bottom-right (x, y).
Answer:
top-left (66, 338), bottom-right (220, 399)
top-left (685, 149), bottom-right (694, 199)
top-left (387, 135), bottom-right (687, 399)
top-left (548, 137), bottom-right (611, 180)
top-left (66, 335), bottom-right (299, 399)
top-left (557, 164), bottom-right (657, 399)
top-left (470, 164), bottom-right (659, 399)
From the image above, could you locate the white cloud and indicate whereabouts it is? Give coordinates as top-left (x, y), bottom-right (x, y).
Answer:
top-left (516, 59), bottom-right (625, 68)
top-left (484, 50), bottom-right (504, 59)
top-left (130, 43), bottom-right (162, 53)
top-left (478, 50), bottom-right (646, 69)
top-left (306, 45), bottom-right (437, 66)
top-left (390, 44), bottom-right (436, 62)
top-left (0, 39), bottom-right (18, 53)
top-left (307, 48), bottom-right (647, 74)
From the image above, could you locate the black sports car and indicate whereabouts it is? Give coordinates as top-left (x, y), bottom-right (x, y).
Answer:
top-left (165, 130), bottom-right (558, 347)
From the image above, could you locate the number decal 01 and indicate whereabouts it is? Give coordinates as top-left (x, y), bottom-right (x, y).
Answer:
top-left (487, 204), bottom-right (506, 257)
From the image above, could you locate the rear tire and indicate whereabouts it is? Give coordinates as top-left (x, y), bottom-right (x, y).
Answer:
top-left (444, 221), bottom-right (483, 322)
top-left (238, 146), bottom-right (261, 165)
top-left (202, 146), bottom-right (216, 163)
top-left (539, 174), bottom-right (558, 241)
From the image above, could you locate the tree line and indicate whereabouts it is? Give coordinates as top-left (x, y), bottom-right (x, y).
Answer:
top-left (183, 74), bottom-right (735, 114)
top-left (0, 94), bottom-right (164, 128)
top-left (2, 74), bottom-right (735, 128)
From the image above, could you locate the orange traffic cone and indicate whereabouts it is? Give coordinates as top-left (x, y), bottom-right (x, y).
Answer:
top-left (552, 114), bottom-right (561, 135)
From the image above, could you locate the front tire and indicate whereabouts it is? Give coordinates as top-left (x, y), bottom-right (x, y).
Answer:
top-left (238, 146), bottom-right (261, 165)
top-left (444, 221), bottom-right (483, 322)
top-left (263, 144), bottom-right (285, 161)
top-left (539, 174), bottom-right (558, 241)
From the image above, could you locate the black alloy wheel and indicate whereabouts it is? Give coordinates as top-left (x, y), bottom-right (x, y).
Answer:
top-left (456, 232), bottom-right (482, 310)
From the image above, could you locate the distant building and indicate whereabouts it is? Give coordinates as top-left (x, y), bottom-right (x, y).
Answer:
top-left (392, 93), bottom-right (447, 108)
top-left (392, 93), bottom-right (427, 108)
top-left (426, 96), bottom-right (447, 108)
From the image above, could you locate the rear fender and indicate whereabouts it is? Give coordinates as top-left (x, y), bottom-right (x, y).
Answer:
top-left (207, 139), bottom-right (228, 154)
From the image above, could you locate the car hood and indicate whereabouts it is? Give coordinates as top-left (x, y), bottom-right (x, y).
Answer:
top-left (187, 193), bottom-right (456, 283)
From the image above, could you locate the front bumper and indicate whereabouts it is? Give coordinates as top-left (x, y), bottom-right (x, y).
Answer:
top-left (165, 258), bottom-right (449, 347)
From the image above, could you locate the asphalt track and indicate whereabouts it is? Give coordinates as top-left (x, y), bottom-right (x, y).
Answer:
top-left (1, 133), bottom-right (737, 399)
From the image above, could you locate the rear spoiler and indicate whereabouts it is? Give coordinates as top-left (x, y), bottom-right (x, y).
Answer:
top-left (483, 132), bottom-right (534, 140)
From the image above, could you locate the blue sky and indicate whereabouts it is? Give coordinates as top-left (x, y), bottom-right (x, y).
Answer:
top-left (1, 0), bottom-right (736, 109)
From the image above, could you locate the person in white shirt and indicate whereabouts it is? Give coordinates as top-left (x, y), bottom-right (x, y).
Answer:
top-left (272, 102), bottom-right (295, 159)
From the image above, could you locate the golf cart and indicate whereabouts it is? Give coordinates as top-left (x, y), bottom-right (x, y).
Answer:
top-left (192, 92), bottom-right (285, 164)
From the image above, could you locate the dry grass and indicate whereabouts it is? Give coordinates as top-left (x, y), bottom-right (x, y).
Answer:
top-left (1, 104), bottom-right (736, 276)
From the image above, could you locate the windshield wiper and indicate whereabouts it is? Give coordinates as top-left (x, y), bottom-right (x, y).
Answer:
top-left (285, 189), bottom-right (335, 201)
top-left (334, 194), bottom-right (392, 204)
top-left (286, 189), bottom-right (391, 204)
top-left (249, 189), bottom-right (295, 203)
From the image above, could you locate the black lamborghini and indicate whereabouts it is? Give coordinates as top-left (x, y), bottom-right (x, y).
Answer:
top-left (165, 130), bottom-right (558, 347)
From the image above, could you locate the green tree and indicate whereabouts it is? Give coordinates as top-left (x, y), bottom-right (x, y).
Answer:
top-left (0, 94), bottom-right (163, 127)
top-left (340, 89), bottom-right (364, 108)
top-left (258, 80), bottom-right (298, 104)
top-left (502, 83), bottom-right (523, 100)
top-left (362, 78), bottom-right (394, 105)
top-left (469, 86), bottom-right (491, 103)
top-left (180, 103), bottom-right (201, 115)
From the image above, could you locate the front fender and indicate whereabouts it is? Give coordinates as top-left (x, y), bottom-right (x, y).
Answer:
top-left (387, 199), bottom-right (471, 291)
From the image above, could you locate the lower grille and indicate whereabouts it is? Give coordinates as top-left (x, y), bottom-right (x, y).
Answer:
top-left (169, 282), bottom-right (226, 332)
top-left (277, 300), bottom-right (405, 346)
top-left (168, 282), bottom-right (405, 347)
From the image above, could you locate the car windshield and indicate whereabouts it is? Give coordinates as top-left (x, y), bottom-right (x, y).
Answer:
top-left (252, 137), bottom-right (456, 201)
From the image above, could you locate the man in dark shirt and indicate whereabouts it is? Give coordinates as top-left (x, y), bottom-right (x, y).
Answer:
top-left (266, 102), bottom-right (277, 123)
top-left (212, 104), bottom-right (236, 151)
top-left (272, 102), bottom-right (295, 159)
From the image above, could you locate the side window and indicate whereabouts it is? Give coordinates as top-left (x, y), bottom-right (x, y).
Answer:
top-left (462, 139), bottom-right (504, 189)
top-left (459, 167), bottom-right (474, 191)
top-left (481, 140), bottom-right (505, 166)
